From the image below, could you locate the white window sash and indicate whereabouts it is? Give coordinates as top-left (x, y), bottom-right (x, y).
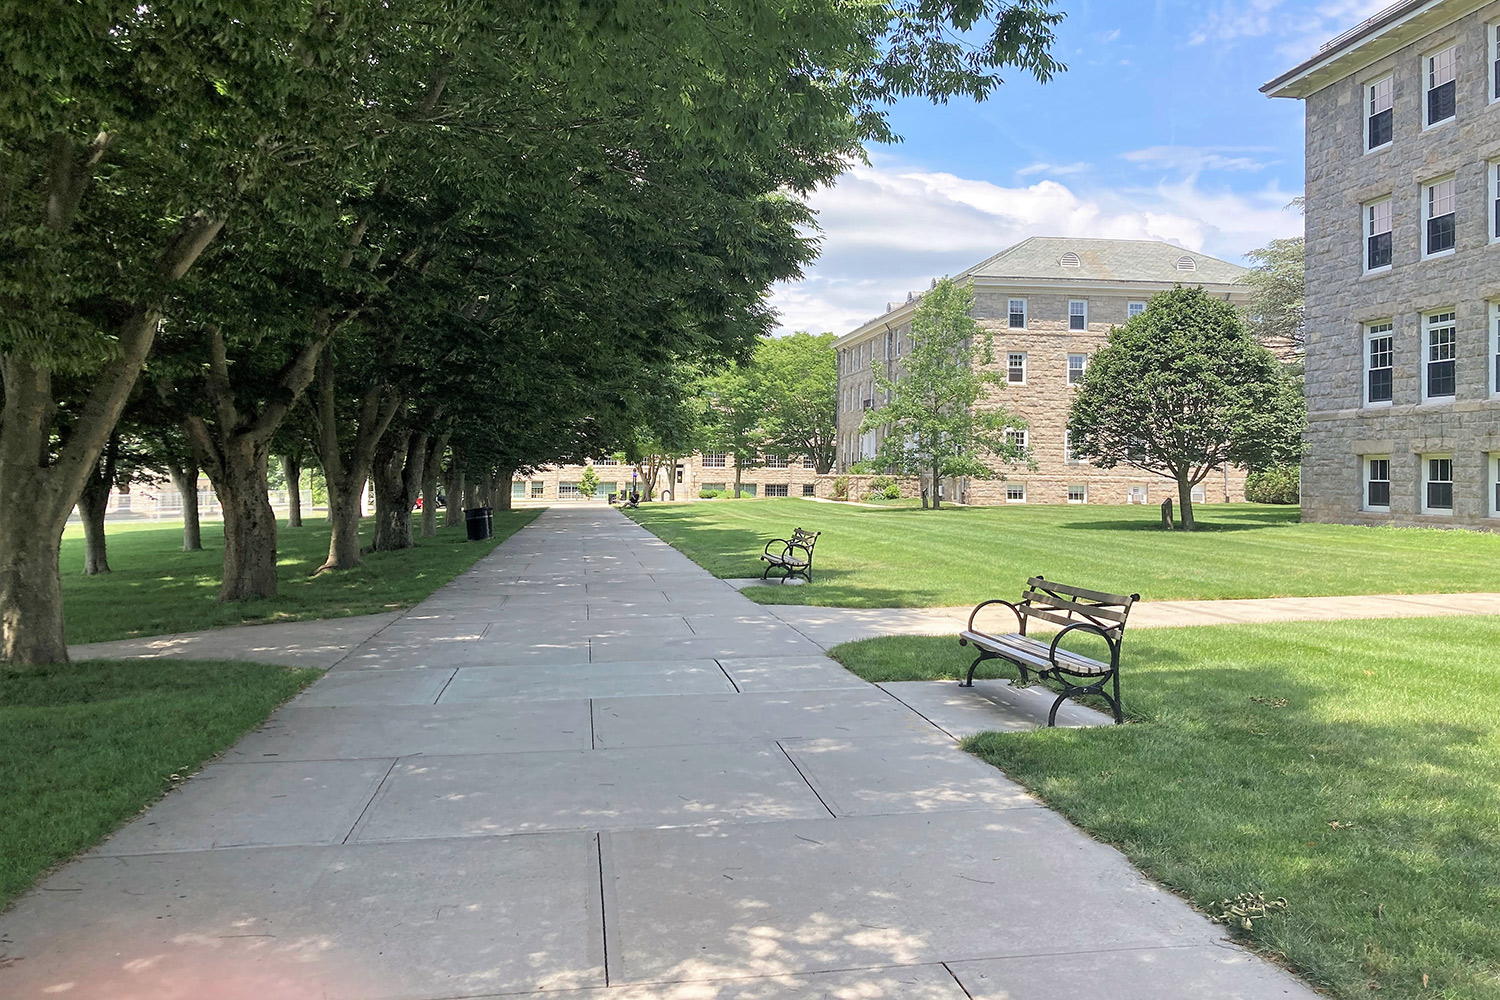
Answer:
top-left (1429, 46), bottom-right (1457, 88)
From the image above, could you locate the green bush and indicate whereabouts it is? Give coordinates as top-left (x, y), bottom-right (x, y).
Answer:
top-left (698, 489), bottom-right (722, 499)
top-left (831, 475), bottom-right (851, 500)
top-left (1245, 463), bottom-right (1300, 504)
top-left (864, 476), bottom-right (900, 500)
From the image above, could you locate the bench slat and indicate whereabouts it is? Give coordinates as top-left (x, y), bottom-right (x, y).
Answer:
top-left (1019, 593), bottom-right (1129, 622)
top-left (1027, 576), bottom-right (1137, 606)
top-left (960, 631), bottom-right (1112, 676)
top-left (1018, 606), bottom-right (1124, 636)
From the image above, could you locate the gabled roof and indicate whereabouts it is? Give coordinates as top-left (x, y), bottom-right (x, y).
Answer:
top-left (955, 237), bottom-right (1247, 285)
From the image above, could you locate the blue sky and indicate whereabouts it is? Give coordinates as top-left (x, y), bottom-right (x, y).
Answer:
top-left (771, 0), bottom-right (1392, 335)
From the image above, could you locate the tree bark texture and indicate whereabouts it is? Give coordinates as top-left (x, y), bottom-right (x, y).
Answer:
top-left (214, 450), bottom-right (279, 601)
top-left (313, 351), bottom-right (402, 572)
top-left (372, 428), bottom-right (428, 552)
top-left (77, 433), bottom-right (120, 575)
top-left (1177, 477), bottom-right (1197, 532)
top-left (169, 462), bottom-right (203, 551)
top-left (420, 432), bottom-right (448, 538)
top-left (444, 462), bottom-right (463, 527)
top-left (495, 470), bottom-right (513, 511)
top-left (283, 455), bottom-right (303, 527)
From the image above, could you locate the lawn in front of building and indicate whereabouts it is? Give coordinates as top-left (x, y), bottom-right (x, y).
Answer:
top-left (0, 659), bottom-right (319, 909)
top-left (59, 510), bottom-right (540, 645)
top-left (830, 620), bottom-right (1500, 1000)
top-left (626, 500), bottom-right (1500, 606)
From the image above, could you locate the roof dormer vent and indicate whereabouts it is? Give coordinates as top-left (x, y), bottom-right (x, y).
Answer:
top-left (1175, 255), bottom-right (1197, 271)
top-left (1059, 251), bottom-right (1082, 268)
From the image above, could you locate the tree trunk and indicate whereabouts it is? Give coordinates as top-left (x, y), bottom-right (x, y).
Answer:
top-left (312, 351), bottom-right (401, 573)
top-left (734, 460), bottom-right (743, 498)
top-left (0, 517), bottom-right (69, 665)
top-left (283, 455), bottom-right (303, 528)
top-left (372, 428), bottom-right (427, 552)
top-left (420, 432), bottom-right (448, 539)
top-left (931, 466), bottom-right (942, 509)
top-left (77, 434), bottom-right (119, 575)
top-left (169, 462), bottom-right (202, 551)
top-left (212, 450), bottom-right (279, 600)
top-left (496, 470), bottom-right (513, 511)
top-left (444, 464), bottom-right (463, 527)
top-left (1178, 476), bottom-right (1197, 532)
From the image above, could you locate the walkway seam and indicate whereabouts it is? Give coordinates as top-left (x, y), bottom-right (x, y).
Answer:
top-left (713, 659), bottom-right (742, 693)
top-left (942, 962), bottom-right (976, 999)
top-left (430, 667), bottom-right (459, 705)
top-left (596, 832), bottom-right (612, 987)
top-left (340, 757), bottom-right (400, 845)
top-left (874, 683), bottom-right (962, 742)
top-left (776, 741), bottom-right (837, 818)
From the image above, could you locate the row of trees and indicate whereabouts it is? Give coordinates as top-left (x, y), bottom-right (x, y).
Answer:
top-left (2, 1), bottom-right (1068, 664)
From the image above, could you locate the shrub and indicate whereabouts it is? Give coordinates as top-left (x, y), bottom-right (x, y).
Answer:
top-left (698, 489), bottom-right (721, 499)
top-left (831, 475), bottom-right (851, 500)
top-left (1245, 463), bottom-right (1300, 504)
top-left (864, 476), bottom-right (900, 500)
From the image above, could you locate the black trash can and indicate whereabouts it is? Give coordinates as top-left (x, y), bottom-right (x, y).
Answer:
top-left (464, 506), bottom-right (493, 541)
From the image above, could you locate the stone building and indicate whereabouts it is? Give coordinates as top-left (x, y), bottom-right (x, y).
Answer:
top-left (1265, 0), bottom-right (1500, 529)
top-left (515, 452), bottom-right (824, 502)
top-left (833, 237), bottom-right (1253, 505)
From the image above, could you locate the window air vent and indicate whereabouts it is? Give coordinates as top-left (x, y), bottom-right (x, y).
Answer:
top-left (1175, 255), bottom-right (1197, 271)
top-left (1059, 251), bottom-right (1082, 268)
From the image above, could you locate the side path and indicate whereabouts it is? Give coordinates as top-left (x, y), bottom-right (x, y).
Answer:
top-left (8, 507), bottom-right (1317, 999)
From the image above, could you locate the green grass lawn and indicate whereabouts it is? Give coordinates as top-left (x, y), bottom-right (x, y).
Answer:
top-left (627, 499), bottom-right (1500, 607)
top-left (61, 510), bottom-right (540, 644)
top-left (830, 622), bottom-right (1500, 1000)
top-left (0, 658), bottom-right (319, 909)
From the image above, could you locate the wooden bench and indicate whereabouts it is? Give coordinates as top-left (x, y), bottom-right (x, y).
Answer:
top-left (760, 527), bottom-right (820, 583)
top-left (958, 576), bottom-right (1139, 726)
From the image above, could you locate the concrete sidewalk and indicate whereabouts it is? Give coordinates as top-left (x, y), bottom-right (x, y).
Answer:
top-left (6, 507), bottom-right (1316, 999)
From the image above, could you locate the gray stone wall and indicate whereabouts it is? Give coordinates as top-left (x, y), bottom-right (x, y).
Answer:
top-left (1301, 1), bottom-right (1500, 529)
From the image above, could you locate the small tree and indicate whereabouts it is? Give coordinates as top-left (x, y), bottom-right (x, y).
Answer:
top-left (1068, 286), bottom-right (1305, 531)
top-left (858, 278), bottom-right (1025, 509)
top-left (701, 365), bottom-right (766, 498)
top-left (1244, 236), bottom-right (1305, 362)
top-left (758, 332), bottom-right (838, 473)
top-left (579, 465), bottom-right (600, 499)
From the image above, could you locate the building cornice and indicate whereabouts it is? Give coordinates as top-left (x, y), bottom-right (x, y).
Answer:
top-left (1262, 0), bottom-right (1489, 99)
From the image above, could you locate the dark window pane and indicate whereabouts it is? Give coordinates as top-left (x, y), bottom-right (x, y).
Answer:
top-left (1369, 108), bottom-right (1393, 147)
top-left (1428, 359), bottom-right (1456, 397)
top-left (1070, 315), bottom-right (1085, 331)
top-left (1428, 81), bottom-right (1455, 123)
top-left (1428, 214), bottom-right (1455, 253)
top-left (1369, 368), bottom-right (1393, 402)
top-left (1368, 232), bottom-right (1391, 268)
top-left (1428, 481), bottom-right (1453, 510)
top-left (1369, 481), bottom-right (1390, 507)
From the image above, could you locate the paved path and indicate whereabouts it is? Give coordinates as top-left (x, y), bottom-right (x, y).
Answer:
top-left (8, 507), bottom-right (1316, 1000)
top-left (752, 592), bottom-right (1500, 649)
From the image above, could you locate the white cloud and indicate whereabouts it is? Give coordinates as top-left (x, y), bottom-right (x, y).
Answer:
top-left (1122, 145), bottom-right (1277, 173)
top-left (1101, 28), bottom-right (1122, 43)
top-left (1016, 161), bottom-right (1091, 177)
top-left (768, 159), bottom-right (1303, 337)
top-left (1188, 0), bottom-right (1395, 60)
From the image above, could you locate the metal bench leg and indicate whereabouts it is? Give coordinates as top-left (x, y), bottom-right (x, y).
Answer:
top-left (1046, 691), bottom-right (1070, 728)
top-left (1108, 670), bottom-right (1123, 724)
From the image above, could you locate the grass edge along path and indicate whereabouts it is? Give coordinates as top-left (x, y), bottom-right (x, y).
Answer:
top-left (0, 659), bottom-right (321, 910)
top-left (61, 509), bottom-right (541, 645)
top-left (829, 624), bottom-right (1500, 1000)
top-left (624, 500), bottom-right (1500, 607)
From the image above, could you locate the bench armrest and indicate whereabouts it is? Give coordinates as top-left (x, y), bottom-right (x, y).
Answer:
top-left (1047, 621), bottom-right (1119, 667)
top-left (967, 599), bottom-right (1022, 634)
top-left (763, 538), bottom-right (793, 556)
top-left (784, 541), bottom-right (813, 562)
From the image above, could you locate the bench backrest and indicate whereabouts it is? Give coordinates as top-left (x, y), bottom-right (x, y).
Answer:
top-left (789, 527), bottom-right (820, 550)
top-left (1018, 576), bottom-right (1139, 639)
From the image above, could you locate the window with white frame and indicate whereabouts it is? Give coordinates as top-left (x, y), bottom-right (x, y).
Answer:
top-left (1067, 484), bottom-right (1087, 504)
top-left (1365, 322), bottom-right (1394, 404)
top-left (1365, 456), bottom-right (1391, 510)
top-left (1367, 75), bottom-right (1394, 150)
top-left (1492, 23), bottom-right (1500, 102)
top-left (1423, 177), bottom-right (1456, 256)
top-left (763, 454), bottom-right (789, 468)
top-left (1493, 301), bottom-right (1500, 394)
top-left (1068, 299), bottom-right (1088, 331)
top-left (1006, 483), bottom-right (1026, 502)
top-left (1004, 427), bottom-right (1028, 453)
top-left (1067, 353), bottom-right (1087, 385)
top-left (1491, 453), bottom-right (1500, 516)
top-left (1425, 44), bottom-right (1457, 126)
top-left (597, 457), bottom-right (618, 466)
top-left (1424, 311), bottom-right (1457, 399)
top-left (802, 483), bottom-right (816, 496)
top-left (1191, 486), bottom-right (1206, 503)
top-left (531, 481), bottom-right (544, 497)
top-left (702, 452), bottom-right (728, 468)
top-left (1423, 455), bottom-right (1454, 512)
top-left (1490, 160), bottom-right (1499, 242)
top-left (701, 482), bottom-right (725, 493)
top-left (1065, 430), bottom-right (1083, 465)
top-left (764, 483), bottom-right (789, 498)
top-left (1127, 301), bottom-right (1147, 319)
top-left (803, 455), bottom-right (816, 469)
top-left (1008, 299), bottom-right (1027, 329)
top-left (1365, 197), bottom-right (1392, 271)
top-left (1007, 352), bottom-right (1026, 384)
top-left (1128, 486), bottom-right (1148, 504)
top-left (560, 482), bottom-right (580, 498)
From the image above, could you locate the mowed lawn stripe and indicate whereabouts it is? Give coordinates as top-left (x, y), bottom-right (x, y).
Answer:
top-left (628, 501), bottom-right (1500, 606)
